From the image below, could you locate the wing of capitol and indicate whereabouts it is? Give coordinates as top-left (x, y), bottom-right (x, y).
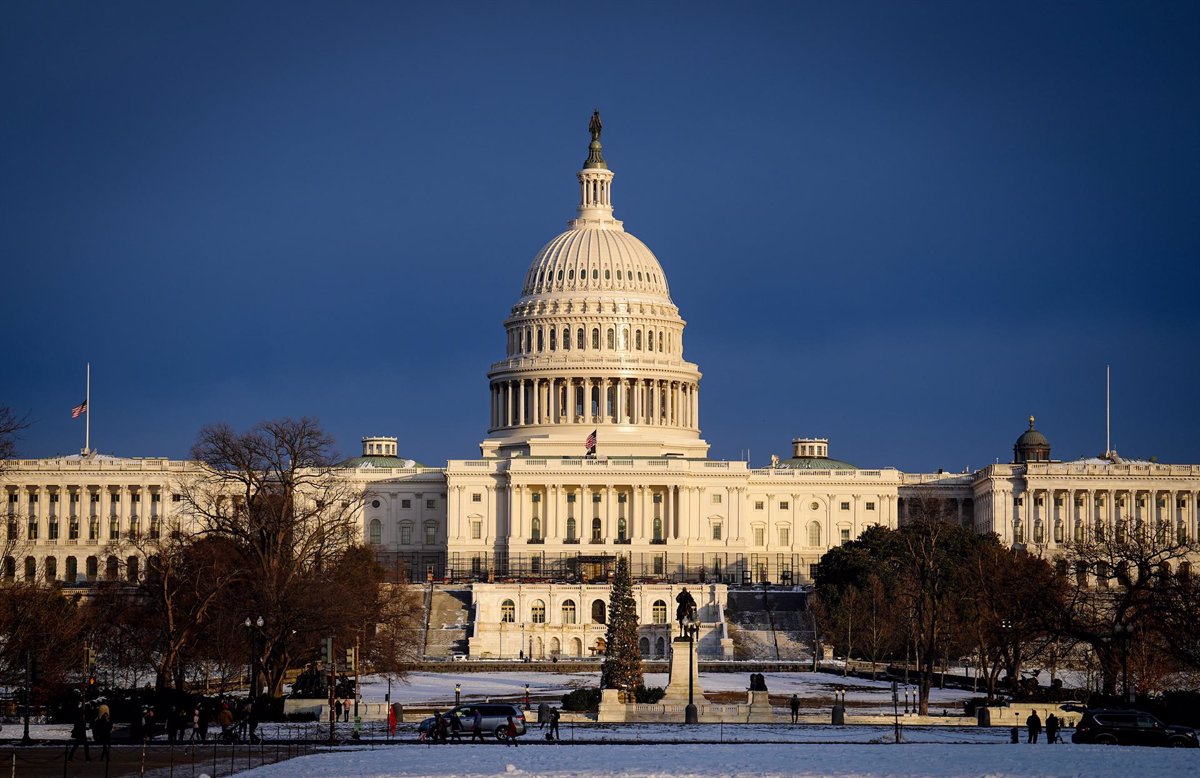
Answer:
top-left (4, 114), bottom-right (1199, 661)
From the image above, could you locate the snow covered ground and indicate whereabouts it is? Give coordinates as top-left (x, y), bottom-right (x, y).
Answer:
top-left (235, 741), bottom-right (1200, 778)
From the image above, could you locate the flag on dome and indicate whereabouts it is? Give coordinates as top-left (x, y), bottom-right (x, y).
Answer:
top-left (71, 400), bottom-right (87, 418)
top-left (585, 429), bottom-right (597, 456)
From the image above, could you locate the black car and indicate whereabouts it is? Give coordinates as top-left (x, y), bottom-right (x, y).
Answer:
top-left (1071, 708), bottom-right (1199, 747)
top-left (417, 704), bottom-right (527, 741)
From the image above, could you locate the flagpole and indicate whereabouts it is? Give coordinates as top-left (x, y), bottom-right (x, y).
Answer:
top-left (85, 362), bottom-right (91, 456)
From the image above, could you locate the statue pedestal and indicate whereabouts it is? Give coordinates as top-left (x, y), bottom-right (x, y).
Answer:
top-left (662, 636), bottom-right (703, 704)
top-left (747, 690), bottom-right (774, 722)
top-left (597, 688), bottom-right (626, 722)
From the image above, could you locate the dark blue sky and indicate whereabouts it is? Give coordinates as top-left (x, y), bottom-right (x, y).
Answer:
top-left (3, 2), bottom-right (1198, 471)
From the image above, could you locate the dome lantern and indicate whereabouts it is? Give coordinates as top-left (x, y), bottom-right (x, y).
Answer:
top-left (572, 110), bottom-right (620, 230)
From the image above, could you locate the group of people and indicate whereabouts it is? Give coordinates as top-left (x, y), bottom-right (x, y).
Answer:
top-left (66, 696), bottom-right (262, 759)
top-left (1024, 710), bottom-right (1063, 744)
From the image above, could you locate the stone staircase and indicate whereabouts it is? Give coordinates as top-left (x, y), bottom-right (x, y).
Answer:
top-left (423, 587), bottom-right (472, 659)
top-left (724, 590), bottom-right (814, 661)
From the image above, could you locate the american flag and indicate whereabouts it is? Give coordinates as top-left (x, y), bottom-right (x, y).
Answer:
top-left (585, 429), bottom-right (597, 454)
top-left (71, 400), bottom-right (87, 418)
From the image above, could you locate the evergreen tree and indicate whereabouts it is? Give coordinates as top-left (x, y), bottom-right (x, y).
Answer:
top-left (601, 555), bottom-right (643, 691)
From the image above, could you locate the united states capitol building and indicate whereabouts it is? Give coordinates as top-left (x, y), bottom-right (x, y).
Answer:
top-left (5, 116), bottom-right (1199, 660)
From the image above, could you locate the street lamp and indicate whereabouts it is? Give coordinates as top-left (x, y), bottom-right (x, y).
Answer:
top-left (524, 683), bottom-right (530, 710)
top-left (684, 616), bottom-right (700, 725)
top-left (455, 683), bottom-right (461, 706)
top-left (1114, 622), bottom-right (1135, 703)
top-left (244, 616), bottom-right (264, 700)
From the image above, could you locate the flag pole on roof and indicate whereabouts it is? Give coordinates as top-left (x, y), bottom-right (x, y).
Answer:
top-left (71, 364), bottom-right (90, 456)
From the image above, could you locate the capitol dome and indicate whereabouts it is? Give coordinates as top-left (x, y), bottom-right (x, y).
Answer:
top-left (521, 228), bottom-right (671, 301)
top-left (481, 112), bottom-right (707, 460)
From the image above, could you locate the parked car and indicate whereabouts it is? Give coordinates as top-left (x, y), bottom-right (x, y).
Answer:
top-left (417, 704), bottom-right (527, 741)
top-left (1070, 708), bottom-right (1199, 747)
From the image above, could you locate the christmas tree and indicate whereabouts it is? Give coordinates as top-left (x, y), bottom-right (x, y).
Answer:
top-left (601, 554), bottom-right (644, 691)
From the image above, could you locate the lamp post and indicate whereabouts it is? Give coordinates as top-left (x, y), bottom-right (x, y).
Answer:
top-left (244, 616), bottom-right (263, 700)
top-left (684, 617), bottom-right (700, 725)
top-left (524, 683), bottom-right (530, 711)
top-left (455, 683), bottom-right (461, 706)
top-left (1115, 622), bottom-right (1135, 703)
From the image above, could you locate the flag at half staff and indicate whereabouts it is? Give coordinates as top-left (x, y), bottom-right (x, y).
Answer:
top-left (71, 400), bottom-right (87, 419)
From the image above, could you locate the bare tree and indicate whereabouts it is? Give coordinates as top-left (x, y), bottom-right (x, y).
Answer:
top-left (1056, 519), bottom-right (1200, 696)
top-left (0, 405), bottom-right (30, 467)
top-left (180, 418), bottom-right (395, 696)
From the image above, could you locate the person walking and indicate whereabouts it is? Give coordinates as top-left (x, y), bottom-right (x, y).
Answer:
top-left (1045, 713), bottom-right (1059, 744)
top-left (790, 694), bottom-right (801, 724)
top-left (1026, 710), bottom-right (1042, 744)
top-left (470, 708), bottom-right (484, 742)
top-left (505, 715), bottom-right (519, 747)
top-left (197, 705), bottom-right (210, 742)
top-left (68, 710), bottom-right (91, 761)
top-left (548, 707), bottom-right (560, 741)
top-left (92, 710), bottom-right (113, 761)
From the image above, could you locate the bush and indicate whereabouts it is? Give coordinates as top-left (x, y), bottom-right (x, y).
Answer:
top-left (634, 686), bottom-right (665, 704)
top-left (561, 688), bottom-right (601, 712)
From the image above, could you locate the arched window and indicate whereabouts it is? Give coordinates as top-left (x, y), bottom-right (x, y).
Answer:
top-left (639, 637), bottom-right (650, 656)
top-left (501, 599), bottom-right (515, 623)
top-left (23, 557), bottom-right (35, 580)
top-left (808, 521), bottom-right (821, 547)
top-left (565, 517), bottom-right (576, 541)
top-left (1053, 522), bottom-right (1064, 543)
top-left (617, 517), bottom-right (627, 541)
top-left (127, 556), bottom-right (139, 582)
top-left (619, 327), bottom-right (627, 350)
top-left (635, 330), bottom-right (642, 350)
top-left (2, 556), bottom-right (13, 579)
top-left (652, 600), bottom-right (667, 624)
top-left (106, 556), bottom-right (119, 580)
top-left (592, 329), bottom-right (599, 349)
top-left (549, 329), bottom-right (556, 351)
top-left (45, 556), bottom-right (57, 581)
top-left (537, 329), bottom-right (544, 352)
top-left (572, 637), bottom-right (583, 656)
top-left (65, 556), bottom-right (78, 583)
top-left (368, 519), bottom-right (382, 545)
top-left (592, 517), bottom-right (602, 542)
top-left (577, 328), bottom-right (585, 350)
top-left (562, 327), bottom-right (570, 350)
top-left (655, 637), bottom-right (665, 658)
top-left (561, 599), bottom-right (577, 624)
top-left (591, 599), bottom-right (607, 624)
top-left (653, 517), bottom-right (663, 541)
top-left (86, 556), bottom-right (98, 580)
top-left (592, 269), bottom-right (598, 280)
top-left (1074, 522), bottom-right (1085, 543)
top-left (531, 517), bottom-right (542, 541)
top-left (647, 331), bottom-right (654, 351)
top-left (532, 600), bottom-right (546, 624)
top-left (606, 328), bottom-right (615, 350)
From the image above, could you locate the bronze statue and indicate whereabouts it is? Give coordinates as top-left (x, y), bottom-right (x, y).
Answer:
top-left (675, 587), bottom-right (697, 630)
top-left (589, 110), bottom-right (603, 142)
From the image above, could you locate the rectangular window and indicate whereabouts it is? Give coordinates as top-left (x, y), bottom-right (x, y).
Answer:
top-left (425, 499), bottom-right (436, 510)
top-left (400, 525), bottom-right (412, 545)
top-left (712, 524), bottom-right (722, 541)
top-left (472, 493), bottom-right (482, 503)
top-left (711, 493), bottom-right (722, 505)
top-left (840, 502), bottom-right (850, 511)
top-left (152, 493), bottom-right (160, 503)
top-left (27, 520), bottom-right (37, 540)
top-left (778, 527), bottom-right (789, 546)
top-left (471, 522), bottom-right (481, 539)
top-left (424, 524), bottom-right (436, 544)
top-left (865, 502), bottom-right (876, 511)
top-left (172, 494), bottom-right (181, 502)
top-left (754, 501), bottom-right (764, 510)
top-left (779, 501), bottom-right (789, 510)
top-left (567, 494), bottom-right (576, 503)
top-left (808, 563), bottom-right (820, 580)
top-left (753, 527), bottom-right (765, 546)
top-left (840, 529), bottom-right (851, 544)
top-left (401, 499), bottom-right (412, 509)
